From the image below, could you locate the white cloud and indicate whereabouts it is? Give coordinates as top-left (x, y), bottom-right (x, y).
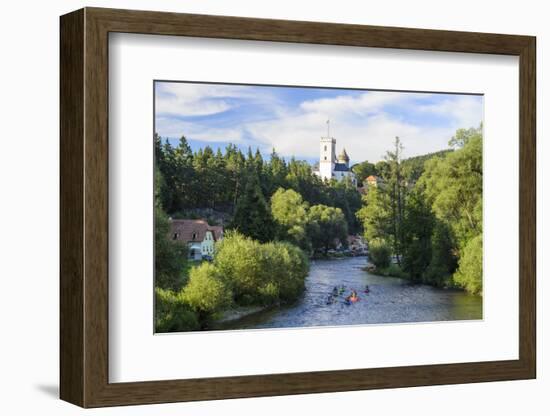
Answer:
top-left (245, 92), bottom-right (482, 162)
top-left (155, 85), bottom-right (483, 163)
top-left (155, 116), bottom-right (246, 144)
top-left (155, 82), bottom-right (279, 117)
top-left (300, 91), bottom-right (417, 117)
top-left (415, 95), bottom-right (483, 133)
top-left (246, 111), bottom-right (457, 163)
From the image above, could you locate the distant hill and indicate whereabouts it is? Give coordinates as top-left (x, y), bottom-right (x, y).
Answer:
top-left (401, 149), bottom-right (453, 182)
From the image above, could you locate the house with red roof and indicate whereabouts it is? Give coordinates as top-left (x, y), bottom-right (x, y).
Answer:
top-left (170, 219), bottom-right (224, 260)
top-left (366, 175), bottom-right (380, 188)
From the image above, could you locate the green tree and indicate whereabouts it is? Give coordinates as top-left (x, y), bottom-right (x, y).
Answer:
top-left (270, 188), bottom-right (310, 250)
top-left (384, 136), bottom-right (406, 265)
top-left (448, 124), bottom-right (482, 149)
top-left (154, 167), bottom-right (188, 291)
top-left (213, 231), bottom-right (308, 305)
top-left (352, 160), bottom-right (376, 186)
top-left (401, 190), bottom-right (434, 282)
top-left (453, 234), bottom-right (483, 295)
top-left (308, 205), bottom-right (348, 254)
top-left (265, 149), bottom-right (288, 195)
top-left (230, 171), bottom-right (275, 242)
top-left (356, 187), bottom-right (391, 242)
top-left (420, 131), bottom-right (482, 250)
top-left (368, 238), bottom-right (391, 268)
top-left (182, 263), bottom-right (232, 326)
top-left (424, 220), bottom-right (458, 286)
top-left (155, 288), bottom-right (199, 332)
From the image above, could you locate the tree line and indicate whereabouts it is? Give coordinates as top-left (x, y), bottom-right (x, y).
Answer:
top-left (154, 133), bottom-right (362, 239)
top-left (357, 125), bottom-right (483, 295)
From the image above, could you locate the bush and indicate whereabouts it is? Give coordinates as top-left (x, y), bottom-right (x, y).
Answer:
top-left (453, 235), bottom-right (482, 295)
top-left (182, 263), bottom-right (233, 323)
top-left (155, 287), bottom-right (199, 332)
top-left (262, 241), bottom-right (308, 303)
top-left (375, 263), bottom-right (407, 278)
top-left (213, 231), bottom-right (309, 306)
top-left (368, 238), bottom-right (391, 268)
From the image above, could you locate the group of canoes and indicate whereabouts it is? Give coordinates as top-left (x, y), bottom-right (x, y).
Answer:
top-left (326, 285), bottom-right (370, 305)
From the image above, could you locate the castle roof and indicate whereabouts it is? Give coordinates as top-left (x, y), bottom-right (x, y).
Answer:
top-left (338, 148), bottom-right (350, 162)
top-left (334, 163), bottom-right (350, 172)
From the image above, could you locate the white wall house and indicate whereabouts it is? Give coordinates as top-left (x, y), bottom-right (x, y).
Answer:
top-left (170, 219), bottom-right (224, 260)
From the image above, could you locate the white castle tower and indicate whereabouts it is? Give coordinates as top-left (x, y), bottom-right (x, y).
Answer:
top-left (314, 120), bottom-right (357, 186)
top-left (319, 135), bottom-right (336, 180)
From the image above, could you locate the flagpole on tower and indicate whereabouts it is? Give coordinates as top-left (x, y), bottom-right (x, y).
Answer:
top-left (327, 119), bottom-right (330, 138)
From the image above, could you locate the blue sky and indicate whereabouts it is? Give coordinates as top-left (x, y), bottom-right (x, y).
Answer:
top-left (155, 81), bottom-right (483, 164)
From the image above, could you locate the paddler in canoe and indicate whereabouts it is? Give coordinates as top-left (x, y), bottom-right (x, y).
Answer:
top-left (345, 290), bottom-right (360, 304)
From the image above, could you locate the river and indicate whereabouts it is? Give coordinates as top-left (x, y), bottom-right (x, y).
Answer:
top-left (215, 256), bottom-right (482, 330)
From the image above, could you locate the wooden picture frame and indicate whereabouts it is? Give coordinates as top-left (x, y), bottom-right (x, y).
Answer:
top-left (60, 7), bottom-right (536, 408)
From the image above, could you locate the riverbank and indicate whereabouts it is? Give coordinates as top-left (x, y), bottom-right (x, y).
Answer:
top-left (364, 263), bottom-right (467, 292)
top-left (311, 252), bottom-right (367, 260)
top-left (216, 305), bottom-right (270, 324)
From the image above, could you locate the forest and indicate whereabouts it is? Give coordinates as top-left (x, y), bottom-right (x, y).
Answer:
top-left (357, 125), bottom-right (483, 294)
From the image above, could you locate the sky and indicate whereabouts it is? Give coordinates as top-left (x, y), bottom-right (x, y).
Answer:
top-left (154, 81), bottom-right (483, 165)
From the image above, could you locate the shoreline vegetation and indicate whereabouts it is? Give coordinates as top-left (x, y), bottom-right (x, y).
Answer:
top-left (357, 126), bottom-right (483, 295)
top-left (154, 124), bottom-right (483, 333)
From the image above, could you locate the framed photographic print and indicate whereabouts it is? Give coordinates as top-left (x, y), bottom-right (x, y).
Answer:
top-left (60, 7), bottom-right (536, 408)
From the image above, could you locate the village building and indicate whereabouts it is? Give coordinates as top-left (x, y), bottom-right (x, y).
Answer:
top-left (365, 175), bottom-right (381, 188)
top-left (347, 235), bottom-right (368, 255)
top-left (170, 219), bottom-right (223, 260)
top-left (313, 123), bottom-right (357, 186)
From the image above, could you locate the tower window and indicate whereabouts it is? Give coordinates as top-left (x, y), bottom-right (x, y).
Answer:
top-left (324, 156), bottom-right (327, 160)
top-left (324, 145), bottom-right (327, 151)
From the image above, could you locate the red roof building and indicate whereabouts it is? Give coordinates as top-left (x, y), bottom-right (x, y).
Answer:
top-left (171, 219), bottom-right (223, 260)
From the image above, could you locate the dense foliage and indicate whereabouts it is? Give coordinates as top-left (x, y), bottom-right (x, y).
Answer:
top-left (155, 134), bottom-right (362, 234)
top-left (453, 234), bottom-right (483, 295)
top-left (155, 288), bottom-right (200, 332)
top-left (154, 166), bottom-right (189, 291)
top-left (155, 231), bottom-right (309, 332)
top-left (271, 188), bottom-right (310, 250)
top-left (368, 238), bottom-right (391, 268)
top-left (357, 125), bottom-right (483, 294)
top-left (182, 263), bottom-right (233, 324)
top-left (214, 231), bottom-right (309, 305)
top-left (307, 204), bottom-right (348, 255)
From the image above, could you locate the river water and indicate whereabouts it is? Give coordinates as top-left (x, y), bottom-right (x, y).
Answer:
top-left (216, 256), bottom-right (482, 330)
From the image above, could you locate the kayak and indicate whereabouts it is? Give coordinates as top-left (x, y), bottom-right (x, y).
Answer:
top-left (345, 296), bottom-right (360, 304)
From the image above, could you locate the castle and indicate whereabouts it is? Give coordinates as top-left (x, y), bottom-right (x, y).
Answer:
top-left (313, 123), bottom-right (357, 186)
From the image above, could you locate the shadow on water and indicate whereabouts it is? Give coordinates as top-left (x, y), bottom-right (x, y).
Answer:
top-left (215, 257), bottom-right (482, 331)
